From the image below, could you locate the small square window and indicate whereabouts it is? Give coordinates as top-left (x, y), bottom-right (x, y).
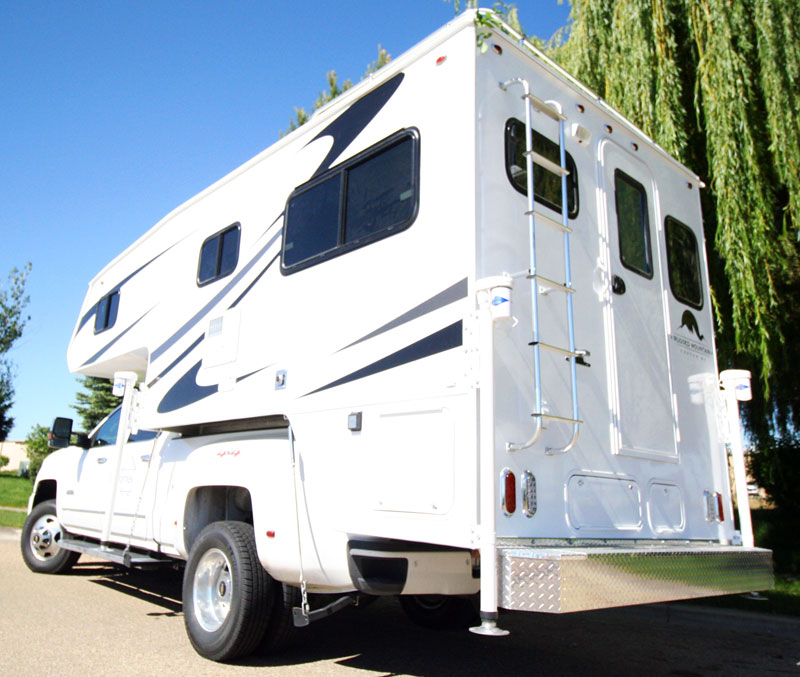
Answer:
top-left (198, 223), bottom-right (241, 286)
top-left (94, 290), bottom-right (120, 333)
top-left (505, 119), bottom-right (579, 218)
top-left (665, 216), bottom-right (703, 309)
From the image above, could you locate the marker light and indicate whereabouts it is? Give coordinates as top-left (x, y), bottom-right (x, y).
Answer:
top-left (502, 469), bottom-right (516, 515)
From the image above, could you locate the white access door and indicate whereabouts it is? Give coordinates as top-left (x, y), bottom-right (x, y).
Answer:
top-left (600, 140), bottom-right (676, 459)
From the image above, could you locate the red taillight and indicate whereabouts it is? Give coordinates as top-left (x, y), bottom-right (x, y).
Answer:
top-left (503, 470), bottom-right (516, 515)
top-left (716, 493), bottom-right (725, 522)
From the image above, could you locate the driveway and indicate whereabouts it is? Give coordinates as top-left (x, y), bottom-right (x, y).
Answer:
top-left (3, 527), bottom-right (798, 675)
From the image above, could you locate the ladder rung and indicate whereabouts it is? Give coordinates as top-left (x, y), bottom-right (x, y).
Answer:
top-left (523, 150), bottom-right (570, 177)
top-left (523, 93), bottom-right (567, 122)
top-left (524, 209), bottom-right (572, 233)
top-left (531, 413), bottom-right (582, 425)
top-left (527, 274), bottom-right (575, 294)
top-left (529, 341), bottom-right (580, 358)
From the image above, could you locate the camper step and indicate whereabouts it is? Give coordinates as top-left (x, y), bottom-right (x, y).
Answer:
top-left (526, 274), bottom-right (574, 294)
top-left (60, 536), bottom-right (173, 568)
top-left (531, 412), bottom-right (582, 425)
top-left (524, 208), bottom-right (572, 232)
top-left (522, 93), bottom-right (567, 122)
top-left (523, 150), bottom-right (569, 177)
top-left (529, 341), bottom-right (580, 358)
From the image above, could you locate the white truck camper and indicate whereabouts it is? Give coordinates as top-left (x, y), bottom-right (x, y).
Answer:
top-left (23, 10), bottom-right (772, 662)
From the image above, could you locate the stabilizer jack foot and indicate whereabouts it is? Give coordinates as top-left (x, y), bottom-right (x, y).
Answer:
top-left (469, 620), bottom-right (510, 637)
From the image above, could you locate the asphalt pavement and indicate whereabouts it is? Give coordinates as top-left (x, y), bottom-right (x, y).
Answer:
top-left (3, 527), bottom-right (798, 676)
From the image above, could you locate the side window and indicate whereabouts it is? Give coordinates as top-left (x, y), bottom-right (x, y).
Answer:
top-left (198, 223), bottom-right (241, 286)
top-left (282, 129), bottom-right (419, 273)
top-left (614, 170), bottom-right (653, 278)
top-left (92, 407), bottom-right (159, 446)
top-left (94, 290), bottom-right (120, 333)
top-left (665, 216), bottom-right (703, 309)
top-left (92, 408), bottom-right (120, 447)
top-left (505, 119), bottom-right (579, 217)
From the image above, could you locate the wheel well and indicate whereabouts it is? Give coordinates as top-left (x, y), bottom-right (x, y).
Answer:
top-left (183, 485), bottom-right (253, 552)
top-left (32, 479), bottom-right (56, 506)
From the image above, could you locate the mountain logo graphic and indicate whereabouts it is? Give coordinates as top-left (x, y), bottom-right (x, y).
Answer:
top-left (679, 310), bottom-right (704, 341)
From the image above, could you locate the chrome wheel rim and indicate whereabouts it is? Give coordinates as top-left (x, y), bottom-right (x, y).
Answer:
top-left (193, 548), bottom-right (233, 632)
top-left (29, 513), bottom-right (64, 562)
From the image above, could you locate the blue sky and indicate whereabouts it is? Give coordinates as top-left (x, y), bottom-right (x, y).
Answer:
top-left (1, 1), bottom-right (571, 440)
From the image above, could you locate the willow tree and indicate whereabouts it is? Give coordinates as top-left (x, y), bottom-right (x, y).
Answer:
top-left (550, 0), bottom-right (800, 439)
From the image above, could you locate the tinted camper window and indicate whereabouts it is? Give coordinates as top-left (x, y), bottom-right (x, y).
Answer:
top-left (282, 129), bottom-right (419, 273)
top-left (198, 223), bottom-right (241, 286)
top-left (614, 170), bottom-right (653, 278)
top-left (94, 290), bottom-right (120, 333)
top-left (665, 216), bottom-right (703, 309)
top-left (505, 119), bottom-right (578, 217)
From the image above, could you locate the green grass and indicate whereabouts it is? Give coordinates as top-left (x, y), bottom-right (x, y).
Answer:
top-left (0, 472), bottom-right (33, 509)
top-left (680, 574), bottom-right (800, 616)
top-left (0, 508), bottom-right (26, 528)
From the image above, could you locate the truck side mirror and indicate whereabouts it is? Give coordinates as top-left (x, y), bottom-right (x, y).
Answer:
top-left (48, 417), bottom-right (74, 449)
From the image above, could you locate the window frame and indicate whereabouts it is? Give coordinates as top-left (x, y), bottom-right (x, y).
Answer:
top-left (614, 169), bottom-right (654, 280)
top-left (281, 128), bottom-right (420, 275)
top-left (197, 222), bottom-right (241, 287)
top-left (665, 215), bottom-right (704, 310)
top-left (504, 118), bottom-right (580, 219)
top-left (94, 290), bottom-right (120, 334)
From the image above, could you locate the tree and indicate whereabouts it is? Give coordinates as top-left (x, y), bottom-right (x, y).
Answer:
top-left (72, 376), bottom-right (120, 433)
top-left (0, 263), bottom-right (31, 441)
top-left (25, 423), bottom-right (51, 481)
top-left (281, 46), bottom-right (392, 136)
top-left (0, 365), bottom-right (15, 441)
top-left (546, 1), bottom-right (800, 444)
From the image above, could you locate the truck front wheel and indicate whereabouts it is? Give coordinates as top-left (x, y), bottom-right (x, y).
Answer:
top-left (20, 499), bottom-right (79, 574)
top-left (183, 521), bottom-right (273, 662)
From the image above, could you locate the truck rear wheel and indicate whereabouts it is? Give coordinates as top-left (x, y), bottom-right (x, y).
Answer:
top-left (20, 499), bottom-right (79, 574)
top-left (399, 594), bottom-right (478, 629)
top-left (183, 521), bottom-right (273, 662)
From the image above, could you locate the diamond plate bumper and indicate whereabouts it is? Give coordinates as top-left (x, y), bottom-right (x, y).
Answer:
top-left (498, 544), bottom-right (773, 613)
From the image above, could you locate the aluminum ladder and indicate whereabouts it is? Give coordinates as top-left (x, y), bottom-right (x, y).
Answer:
top-left (500, 78), bottom-right (582, 454)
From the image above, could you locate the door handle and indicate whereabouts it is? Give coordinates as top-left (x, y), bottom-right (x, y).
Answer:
top-left (611, 274), bottom-right (626, 295)
top-left (140, 454), bottom-right (151, 462)
top-left (96, 457), bottom-right (107, 464)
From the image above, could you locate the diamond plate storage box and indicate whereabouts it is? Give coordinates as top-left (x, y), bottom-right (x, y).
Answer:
top-left (498, 544), bottom-right (774, 613)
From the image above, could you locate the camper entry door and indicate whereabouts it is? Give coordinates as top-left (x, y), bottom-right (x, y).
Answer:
top-left (600, 139), bottom-right (677, 460)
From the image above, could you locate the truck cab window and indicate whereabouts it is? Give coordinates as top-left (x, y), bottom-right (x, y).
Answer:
top-left (614, 169), bottom-right (653, 278)
top-left (92, 408), bottom-right (120, 447)
top-left (91, 407), bottom-right (158, 446)
top-left (505, 118), bottom-right (579, 217)
top-left (198, 223), bottom-right (241, 286)
top-left (282, 129), bottom-right (419, 274)
top-left (665, 216), bottom-right (703, 308)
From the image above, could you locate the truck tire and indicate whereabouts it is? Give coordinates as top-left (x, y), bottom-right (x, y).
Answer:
top-left (259, 582), bottom-right (302, 654)
top-left (399, 594), bottom-right (478, 629)
top-left (183, 521), bottom-right (273, 662)
top-left (20, 499), bottom-right (80, 574)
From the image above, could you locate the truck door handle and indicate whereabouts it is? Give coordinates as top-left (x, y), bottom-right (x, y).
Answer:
top-left (96, 457), bottom-right (107, 464)
top-left (140, 454), bottom-right (151, 462)
top-left (611, 274), bottom-right (626, 295)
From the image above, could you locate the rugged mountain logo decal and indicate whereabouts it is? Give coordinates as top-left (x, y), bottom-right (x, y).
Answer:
top-left (679, 310), bottom-right (704, 341)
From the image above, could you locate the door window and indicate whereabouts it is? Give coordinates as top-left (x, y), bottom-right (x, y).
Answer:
top-left (614, 170), bottom-right (653, 278)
